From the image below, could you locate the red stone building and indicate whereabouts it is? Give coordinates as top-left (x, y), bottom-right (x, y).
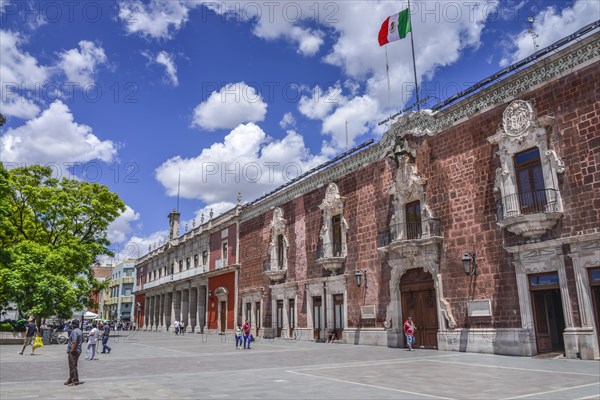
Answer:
top-left (135, 30), bottom-right (599, 360)
top-left (237, 31), bottom-right (599, 359)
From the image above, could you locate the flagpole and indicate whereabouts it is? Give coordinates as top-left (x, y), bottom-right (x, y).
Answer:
top-left (385, 45), bottom-right (392, 125)
top-left (407, 0), bottom-right (420, 111)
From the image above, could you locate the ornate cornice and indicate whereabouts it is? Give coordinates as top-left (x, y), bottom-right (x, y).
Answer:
top-left (239, 34), bottom-right (599, 222)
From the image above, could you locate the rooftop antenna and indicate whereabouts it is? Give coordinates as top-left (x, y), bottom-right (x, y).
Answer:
top-left (176, 169), bottom-right (181, 212)
top-left (528, 15), bottom-right (539, 52)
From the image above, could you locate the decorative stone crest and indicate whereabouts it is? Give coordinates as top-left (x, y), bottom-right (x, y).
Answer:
top-left (502, 100), bottom-right (534, 137)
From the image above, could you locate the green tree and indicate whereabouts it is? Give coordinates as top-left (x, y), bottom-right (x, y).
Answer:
top-left (0, 165), bottom-right (125, 320)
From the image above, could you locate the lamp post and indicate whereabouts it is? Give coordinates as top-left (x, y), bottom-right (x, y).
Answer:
top-left (462, 252), bottom-right (477, 275)
top-left (354, 270), bottom-right (367, 288)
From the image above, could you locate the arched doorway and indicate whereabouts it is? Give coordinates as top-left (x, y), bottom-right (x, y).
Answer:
top-left (400, 268), bottom-right (438, 349)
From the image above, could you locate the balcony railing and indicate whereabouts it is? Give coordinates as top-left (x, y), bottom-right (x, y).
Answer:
top-left (316, 243), bottom-right (347, 260)
top-left (121, 276), bottom-right (134, 284)
top-left (378, 218), bottom-right (441, 247)
top-left (120, 295), bottom-right (134, 303)
top-left (496, 189), bottom-right (560, 221)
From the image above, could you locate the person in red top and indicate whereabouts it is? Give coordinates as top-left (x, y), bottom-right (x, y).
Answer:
top-left (403, 316), bottom-right (416, 351)
top-left (242, 320), bottom-right (252, 349)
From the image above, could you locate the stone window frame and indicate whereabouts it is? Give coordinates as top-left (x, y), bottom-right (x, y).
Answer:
top-left (318, 183), bottom-right (348, 258)
top-left (487, 100), bottom-right (565, 239)
top-left (389, 151), bottom-right (432, 241)
top-left (268, 207), bottom-right (289, 272)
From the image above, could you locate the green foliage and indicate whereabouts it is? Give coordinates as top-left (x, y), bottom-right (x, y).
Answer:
top-left (0, 164), bottom-right (125, 320)
top-left (0, 322), bottom-right (14, 332)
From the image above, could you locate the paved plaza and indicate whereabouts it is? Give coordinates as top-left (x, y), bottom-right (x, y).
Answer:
top-left (1, 331), bottom-right (599, 399)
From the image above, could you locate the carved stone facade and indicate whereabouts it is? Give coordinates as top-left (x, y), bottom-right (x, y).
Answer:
top-left (316, 183), bottom-right (348, 275)
top-left (265, 207), bottom-right (289, 282)
top-left (488, 100), bottom-right (565, 240)
top-left (139, 33), bottom-right (599, 361)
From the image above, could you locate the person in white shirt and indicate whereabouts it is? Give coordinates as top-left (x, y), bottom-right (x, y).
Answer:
top-left (85, 322), bottom-right (99, 360)
top-left (174, 320), bottom-right (180, 335)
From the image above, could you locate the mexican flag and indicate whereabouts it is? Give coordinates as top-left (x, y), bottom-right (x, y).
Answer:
top-left (378, 9), bottom-right (411, 46)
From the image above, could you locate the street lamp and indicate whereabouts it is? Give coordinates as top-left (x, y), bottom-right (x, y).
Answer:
top-left (462, 252), bottom-right (477, 275)
top-left (354, 270), bottom-right (367, 288)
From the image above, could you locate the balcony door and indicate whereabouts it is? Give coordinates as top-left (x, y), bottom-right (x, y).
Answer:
top-left (515, 147), bottom-right (547, 214)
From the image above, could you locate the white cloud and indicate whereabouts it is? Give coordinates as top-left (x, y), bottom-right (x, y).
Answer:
top-left (279, 112), bottom-right (296, 129)
top-left (0, 29), bottom-right (49, 86)
top-left (299, 84), bottom-right (347, 120)
top-left (155, 123), bottom-right (326, 204)
top-left (499, 0), bottom-right (600, 66)
top-left (155, 51), bottom-right (179, 86)
top-left (191, 82), bottom-right (268, 130)
top-left (106, 205), bottom-right (141, 244)
top-left (57, 40), bottom-right (107, 85)
top-left (321, 95), bottom-right (380, 153)
top-left (206, 1), bottom-right (325, 56)
top-left (118, 0), bottom-right (198, 40)
top-left (0, 95), bottom-right (40, 119)
top-left (0, 100), bottom-right (117, 164)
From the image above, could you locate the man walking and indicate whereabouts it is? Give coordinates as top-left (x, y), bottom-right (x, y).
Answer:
top-left (403, 316), bottom-right (416, 351)
top-left (65, 319), bottom-right (83, 386)
top-left (100, 321), bottom-right (111, 354)
top-left (19, 317), bottom-right (38, 355)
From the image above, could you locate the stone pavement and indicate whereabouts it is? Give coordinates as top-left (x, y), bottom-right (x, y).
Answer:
top-left (1, 331), bottom-right (599, 399)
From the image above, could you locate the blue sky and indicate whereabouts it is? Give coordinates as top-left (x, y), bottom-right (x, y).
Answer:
top-left (1, 0), bottom-right (597, 263)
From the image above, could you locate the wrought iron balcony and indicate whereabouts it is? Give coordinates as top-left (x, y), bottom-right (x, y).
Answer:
top-left (496, 189), bottom-right (562, 240)
top-left (263, 259), bottom-right (286, 282)
top-left (315, 243), bottom-right (347, 275)
top-left (378, 219), bottom-right (441, 247)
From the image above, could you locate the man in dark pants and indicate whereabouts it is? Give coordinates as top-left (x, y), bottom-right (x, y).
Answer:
top-left (65, 319), bottom-right (83, 386)
top-left (100, 321), bottom-right (111, 353)
top-left (18, 317), bottom-right (38, 355)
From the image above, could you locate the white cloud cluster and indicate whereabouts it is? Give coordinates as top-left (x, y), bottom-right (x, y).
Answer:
top-left (118, 0), bottom-right (197, 40)
top-left (192, 82), bottom-right (268, 130)
top-left (155, 122), bottom-right (326, 204)
top-left (279, 112), bottom-right (296, 129)
top-left (57, 40), bottom-right (107, 85)
top-left (106, 205), bottom-right (141, 244)
top-left (143, 50), bottom-right (179, 86)
top-left (1, 100), bottom-right (117, 165)
top-left (0, 31), bottom-right (114, 165)
top-left (155, 51), bottom-right (179, 86)
top-left (499, 0), bottom-right (600, 66)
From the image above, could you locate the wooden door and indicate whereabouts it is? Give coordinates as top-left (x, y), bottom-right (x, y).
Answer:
top-left (254, 302), bottom-right (261, 336)
top-left (400, 269), bottom-right (438, 349)
top-left (531, 289), bottom-right (565, 353)
top-left (313, 297), bottom-right (322, 341)
top-left (219, 301), bottom-right (226, 333)
top-left (589, 268), bottom-right (600, 348)
top-left (288, 299), bottom-right (295, 338)
top-left (333, 294), bottom-right (344, 339)
top-left (276, 300), bottom-right (283, 337)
